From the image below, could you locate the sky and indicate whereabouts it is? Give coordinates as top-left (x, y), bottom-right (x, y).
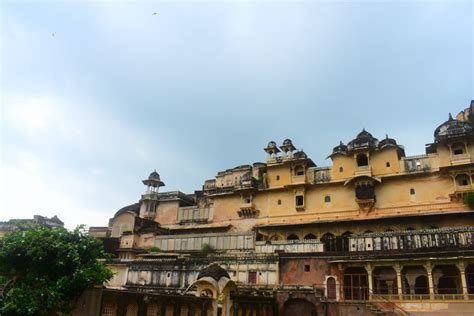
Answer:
top-left (1, 0), bottom-right (473, 229)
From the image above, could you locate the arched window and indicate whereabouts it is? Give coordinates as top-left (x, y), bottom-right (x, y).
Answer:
top-left (304, 233), bottom-right (317, 240)
top-left (269, 234), bottom-right (279, 241)
top-left (321, 233), bottom-right (335, 252)
top-left (455, 174), bottom-right (470, 186)
top-left (356, 154), bottom-right (369, 167)
top-left (287, 234), bottom-right (300, 241)
top-left (321, 232), bottom-right (335, 241)
top-left (294, 166), bottom-right (304, 176)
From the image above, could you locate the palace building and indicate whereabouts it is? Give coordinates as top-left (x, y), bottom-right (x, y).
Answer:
top-left (89, 101), bottom-right (474, 316)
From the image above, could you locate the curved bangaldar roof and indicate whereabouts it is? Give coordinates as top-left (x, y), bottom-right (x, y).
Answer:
top-left (332, 141), bottom-right (348, 155)
top-left (378, 134), bottom-right (398, 149)
top-left (197, 264), bottom-right (230, 281)
top-left (434, 113), bottom-right (474, 142)
top-left (347, 129), bottom-right (379, 151)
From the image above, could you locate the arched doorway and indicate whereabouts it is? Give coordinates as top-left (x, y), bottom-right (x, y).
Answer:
top-left (372, 267), bottom-right (397, 295)
top-left (414, 276), bottom-right (429, 295)
top-left (402, 266), bottom-right (429, 295)
top-left (327, 277), bottom-right (337, 300)
top-left (343, 267), bottom-right (368, 300)
top-left (341, 231), bottom-right (353, 252)
top-left (433, 265), bottom-right (461, 294)
top-left (283, 298), bottom-right (317, 316)
top-left (321, 233), bottom-right (335, 252)
top-left (304, 233), bottom-right (317, 240)
top-left (287, 234), bottom-right (299, 241)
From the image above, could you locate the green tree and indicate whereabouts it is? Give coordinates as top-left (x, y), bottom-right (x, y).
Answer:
top-left (0, 225), bottom-right (113, 316)
top-left (464, 192), bottom-right (474, 210)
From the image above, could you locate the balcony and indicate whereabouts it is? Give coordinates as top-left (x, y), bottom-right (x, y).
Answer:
top-left (354, 165), bottom-right (372, 177)
top-left (255, 239), bottom-right (324, 253)
top-left (451, 153), bottom-right (472, 166)
top-left (238, 202), bottom-right (259, 218)
top-left (291, 175), bottom-right (306, 185)
top-left (348, 226), bottom-right (474, 253)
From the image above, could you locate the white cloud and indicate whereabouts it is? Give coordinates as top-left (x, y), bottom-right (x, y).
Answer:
top-left (0, 92), bottom-right (212, 229)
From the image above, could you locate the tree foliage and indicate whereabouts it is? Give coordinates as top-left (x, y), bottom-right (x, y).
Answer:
top-left (0, 225), bottom-right (113, 316)
top-left (464, 192), bottom-right (474, 210)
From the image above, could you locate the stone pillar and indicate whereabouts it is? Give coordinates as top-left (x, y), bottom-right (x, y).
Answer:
top-left (138, 300), bottom-right (147, 316)
top-left (426, 263), bottom-right (435, 300)
top-left (233, 303), bottom-right (239, 316)
top-left (160, 301), bottom-right (167, 316)
top-left (189, 303), bottom-right (195, 316)
top-left (117, 300), bottom-right (127, 316)
top-left (366, 264), bottom-right (373, 300)
top-left (458, 262), bottom-right (469, 300)
top-left (174, 301), bottom-right (182, 316)
top-left (395, 264), bottom-right (403, 300)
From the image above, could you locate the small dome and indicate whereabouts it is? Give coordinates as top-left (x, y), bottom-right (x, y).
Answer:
top-left (347, 129), bottom-right (378, 151)
top-left (378, 134), bottom-right (398, 149)
top-left (434, 113), bottom-right (473, 141)
top-left (332, 141), bottom-right (348, 154)
top-left (267, 141), bottom-right (277, 148)
top-left (197, 264), bottom-right (230, 281)
top-left (356, 128), bottom-right (374, 139)
top-left (282, 139), bottom-right (293, 146)
top-left (148, 170), bottom-right (161, 181)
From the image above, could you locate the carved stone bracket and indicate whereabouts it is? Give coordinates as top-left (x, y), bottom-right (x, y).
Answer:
top-left (237, 207), bottom-right (259, 218)
top-left (356, 198), bottom-right (375, 214)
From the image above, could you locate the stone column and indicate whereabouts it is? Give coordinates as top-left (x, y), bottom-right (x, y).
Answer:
top-left (173, 301), bottom-right (181, 316)
top-left (138, 300), bottom-right (147, 316)
top-left (233, 302), bottom-right (239, 316)
top-left (366, 264), bottom-right (373, 300)
top-left (458, 262), bottom-right (469, 300)
top-left (117, 300), bottom-right (127, 316)
top-left (188, 303), bottom-right (195, 316)
top-left (395, 264), bottom-right (403, 300)
top-left (160, 301), bottom-right (167, 316)
top-left (425, 263), bottom-right (435, 300)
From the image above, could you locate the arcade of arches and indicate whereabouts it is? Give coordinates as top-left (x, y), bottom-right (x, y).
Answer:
top-left (341, 261), bottom-right (474, 300)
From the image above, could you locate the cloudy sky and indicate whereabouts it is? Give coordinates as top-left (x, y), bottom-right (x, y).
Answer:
top-left (1, 0), bottom-right (472, 229)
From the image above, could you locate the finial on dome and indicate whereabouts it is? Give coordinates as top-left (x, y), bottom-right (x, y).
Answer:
top-left (386, 134), bottom-right (389, 140)
top-left (449, 113), bottom-right (453, 120)
top-left (340, 141), bottom-right (343, 145)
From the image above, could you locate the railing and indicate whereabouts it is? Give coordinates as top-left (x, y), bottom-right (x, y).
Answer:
top-left (451, 153), bottom-right (472, 166)
top-left (255, 239), bottom-right (324, 253)
top-left (291, 175), bottom-right (306, 184)
top-left (369, 289), bottom-right (409, 316)
top-left (354, 165), bottom-right (372, 176)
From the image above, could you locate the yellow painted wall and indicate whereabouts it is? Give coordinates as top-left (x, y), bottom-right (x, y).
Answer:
top-left (370, 148), bottom-right (401, 175)
top-left (155, 200), bottom-right (181, 225)
top-left (110, 213), bottom-right (135, 238)
top-left (331, 155), bottom-right (355, 181)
